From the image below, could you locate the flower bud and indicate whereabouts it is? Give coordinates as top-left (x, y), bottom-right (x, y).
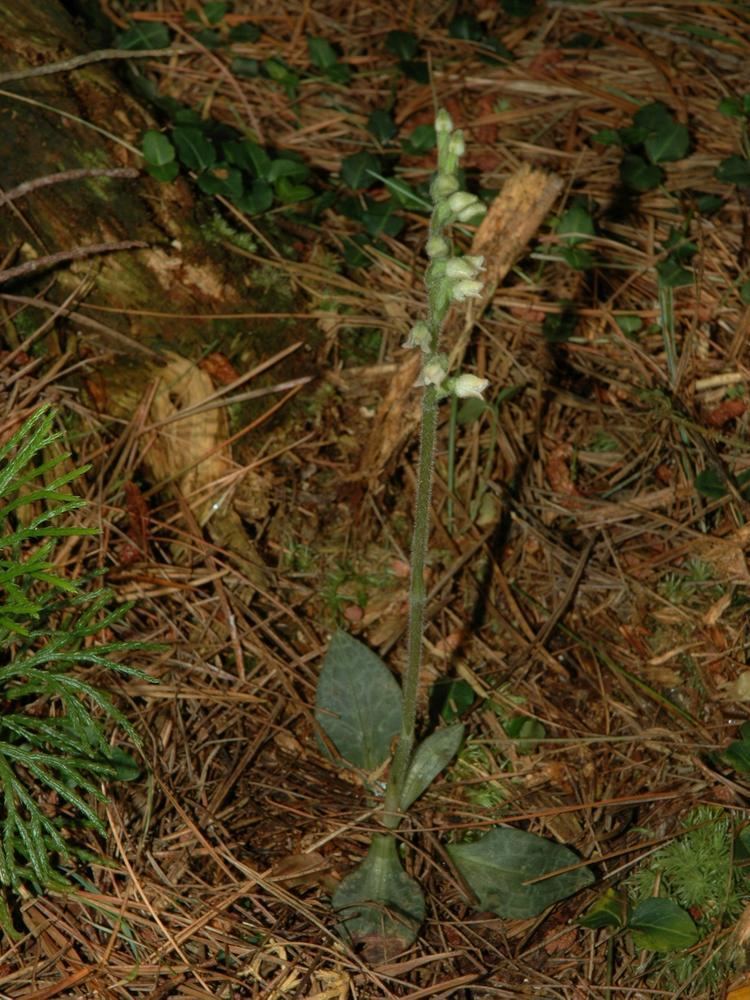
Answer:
top-left (435, 109), bottom-right (453, 134)
top-left (456, 200), bottom-right (487, 224)
top-left (402, 320), bottom-right (431, 352)
top-left (451, 278), bottom-right (484, 302)
top-left (452, 373), bottom-right (490, 399)
top-left (425, 235), bottom-right (450, 259)
top-left (447, 191), bottom-right (477, 215)
top-left (432, 173), bottom-right (460, 199)
top-left (448, 131), bottom-right (465, 157)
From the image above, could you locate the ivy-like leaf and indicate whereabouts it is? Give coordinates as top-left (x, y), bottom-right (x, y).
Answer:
top-left (448, 827), bottom-right (594, 918)
top-left (628, 898), bottom-right (699, 952)
top-left (315, 631), bottom-right (402, 770)
top-left (333, 833), bottom-right (424, 964)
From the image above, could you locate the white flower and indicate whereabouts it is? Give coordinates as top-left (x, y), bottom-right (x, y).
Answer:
top-left (446, 255), bottom-right (485, 280)
top-left (451, 278), bottom-right (483, 302)
top-left (418, 357), bottom-right (448, 389)
top-left (456, 200), bottom-right (487, 224)
top-left (447, 191), bottom-right (477, 215)
top-left (402, 320), bottom-right (431, 352)
top-left (452, 374), bottom-right (489, 399)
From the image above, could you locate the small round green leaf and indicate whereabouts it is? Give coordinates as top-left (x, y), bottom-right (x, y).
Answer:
top-left (644, 121), bottom-right (690, 164)
top-left (173, 127), bottom-right (216, 172)
top-left (385, 30), bottom-right (419, 60)
top-left (142, 130), bottom-right (176, 167)
top-left (367, 109), bottom-right (397, 143)
top-left (147, 161), bottom-right (180, 183)
top-left (234, 179), bottom-right (273, 214)
top-left (716, 156), bottom-right (750, 186)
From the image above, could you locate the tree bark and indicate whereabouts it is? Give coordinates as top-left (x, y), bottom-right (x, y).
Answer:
top-left (0, 0), bottom-right (299, 587)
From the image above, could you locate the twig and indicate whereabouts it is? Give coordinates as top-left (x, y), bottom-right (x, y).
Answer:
top-left (0, 240), bottom-right (146, 285)
top-left (0, 45), bottom-right (200, 86)
top-left (0, 167), bottom-right (139, 208)
top-left (1, 291), bottom-right (162, 357)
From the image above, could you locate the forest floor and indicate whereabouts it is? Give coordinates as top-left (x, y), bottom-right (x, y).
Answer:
top-left (4, 1), bottom-right (750, 997)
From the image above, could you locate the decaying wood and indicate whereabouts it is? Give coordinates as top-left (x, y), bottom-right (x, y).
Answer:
top-left (359, 164), bottom-right (564, 481)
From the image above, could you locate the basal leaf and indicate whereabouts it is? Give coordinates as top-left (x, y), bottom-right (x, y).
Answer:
top-left (333, 833), bottom-right (424, 963)
top-left (399, 725), bottom-right (464, 810)
top-left (628, 897), bottom-right (699, 952)
top-left (315, 631), bottom-right (401, 770)
top-left (448, 826), bottom-right (594, 919)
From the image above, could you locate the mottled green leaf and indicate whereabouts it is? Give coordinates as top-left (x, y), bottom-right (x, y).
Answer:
top-left (315, 631), bottom-right (401, 770)
top-left (448, 827), bottom-right (594, 918)
top-left (333, 833), bottom-right (424, 963)
top-left (400, 725), bottom-right (464, 810)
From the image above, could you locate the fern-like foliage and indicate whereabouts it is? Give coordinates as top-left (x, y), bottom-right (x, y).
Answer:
top-left (0, 406), bottom-right (151, 928)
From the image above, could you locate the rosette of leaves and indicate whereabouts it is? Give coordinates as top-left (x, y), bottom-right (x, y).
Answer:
top-left (0, 407), bottom-right (151, 935)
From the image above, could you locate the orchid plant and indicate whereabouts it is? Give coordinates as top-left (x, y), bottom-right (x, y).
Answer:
top-left (315, 109), bottom-right (593, 963)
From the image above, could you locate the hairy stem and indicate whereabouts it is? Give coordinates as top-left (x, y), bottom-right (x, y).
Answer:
top-left (383, 384), bottom-right (439, 826)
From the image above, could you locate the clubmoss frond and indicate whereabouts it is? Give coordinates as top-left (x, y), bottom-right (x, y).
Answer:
top-left (0, 405), bottom-right (154, 923)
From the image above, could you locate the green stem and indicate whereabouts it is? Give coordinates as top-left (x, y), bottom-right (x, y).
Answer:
top-left (383, 383), bottom-right (439, 827)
